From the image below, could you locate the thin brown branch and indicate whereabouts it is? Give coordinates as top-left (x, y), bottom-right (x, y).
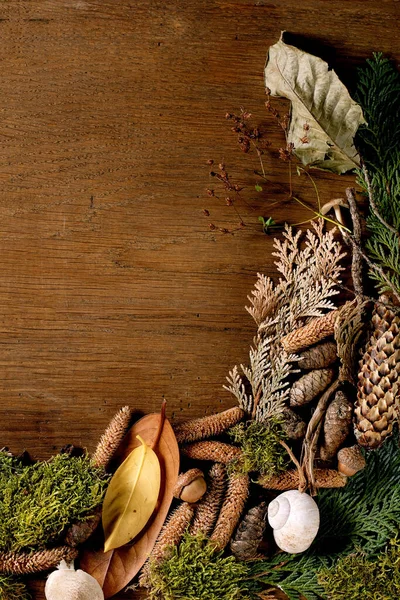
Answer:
top-left (279, 439), bottom-right (307, 491)
top-left (344, 187), bottom-right (364, 297)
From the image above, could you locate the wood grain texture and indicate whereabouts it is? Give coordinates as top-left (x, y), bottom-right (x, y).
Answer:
top-left (0, 0), bottom-right (398, 597)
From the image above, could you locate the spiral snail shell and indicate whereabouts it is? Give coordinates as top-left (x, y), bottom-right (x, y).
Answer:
top-left (267, 490), bottom-right (319, 553)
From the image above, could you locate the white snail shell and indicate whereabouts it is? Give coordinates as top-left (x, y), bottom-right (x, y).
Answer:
top-left (268, 490), bottom-right (320, 554)
top-left (45, 560), bottom-right (104, 600)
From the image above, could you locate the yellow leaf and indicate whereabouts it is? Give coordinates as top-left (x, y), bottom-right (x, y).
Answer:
top-left (102, 435), bottom-right (161, 552)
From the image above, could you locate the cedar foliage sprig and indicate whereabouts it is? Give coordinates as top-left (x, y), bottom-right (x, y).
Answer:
top-left (249, 434), bottom-right (400, 599)
top-left (355, 53), bottom-right (400, 295)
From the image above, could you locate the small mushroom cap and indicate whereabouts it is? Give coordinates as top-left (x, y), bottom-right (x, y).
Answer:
top-left (337, 445), bottom-right (366, 476)
top-left (45, 566), bottom-right (104, 600)
top-left (173, 468), bottom-right (206, 502)
top-left (320, 198), bottom-right (349, 215)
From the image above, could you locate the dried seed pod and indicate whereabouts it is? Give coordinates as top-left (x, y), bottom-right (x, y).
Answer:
top-left (337, 445), bottom-right (366, 476)
top-left (290, 369), bottom-right (335, 407)
top-left (281, 408), bottom-right (307, 440)
top-left (258, 468), bottom-right (347, 491)
top-left (173, 468), bottom-right (207, 503)
top-left (281, 309), bottom-right (341, 353)
top-left (190, 463), bottom-right (226, 536)
top-left (230, 502), bottom-right (267, 560)
top-left (92, 406), bottom-right (132, 469)
top-left (0, 547), bottom-right (78, 575)
top-left (139, 502), bottom-right (195, 587)
top-left (319, 390), bottom-right (353, 462)
top-left (298, 341), bottom-right (338, 370)
top-left (181, 441), bottom-right (242, 464)
top-left (210, 473), bottom-right (249, 551)
top-left (174, 407), bottom-right (245, 444)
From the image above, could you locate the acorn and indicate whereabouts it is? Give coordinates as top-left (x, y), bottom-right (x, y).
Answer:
top-left (337, 446), bottom-right (366, 477)
top-left (173, 468), bottom-right (207, 503)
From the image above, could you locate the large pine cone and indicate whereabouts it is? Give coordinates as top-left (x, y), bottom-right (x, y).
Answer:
top-left (355, 301), bottom-right (400, 449)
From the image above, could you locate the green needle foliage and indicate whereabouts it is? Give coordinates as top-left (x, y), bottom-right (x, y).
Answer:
top-left (0, 575), bottom-right (30, 600)
top-left (228, 419), bottom-right (290, 477)
top-left (249, 434), bottom-right (400, 599)
top-left (0, 452), bottom-right (109, 552)
top-left (355, 53), bottom-right (400, 295)
top-left (147, 532), bottom-right (254, 600)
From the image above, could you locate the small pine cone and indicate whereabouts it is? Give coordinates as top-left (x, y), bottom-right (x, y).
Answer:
top-left (281, 408), bottom-right (307, 440)
top-left (174, 407), bottom-right (244, 444)
top-left (64, 508), bottom-right (102, 547)
top-left (92, 406), bottom-right (132, 468)
top-left (230, 502), bottom-right (267, 560)
top-left (290, 368), bottom-right (335, 407)
top-left (281, 309), bottom-right (340, 353)
top-left (139, 502), bottom-right (195, 587)
top-left (298, 341), bottom-right (338, 370)
top-left (0, 546), bottom-right (78, 575)
top-left (355, 300), bottom-right (400, 449)
top-left (320, 391), bottom-right (353, 462)
top-left (210, 473), bottom-right (249, 551)
top-left (181, 441), bottom-right (242, 464)
top-left (258, 468), bottom-right (347, 490)
top-left (190, 463), bottom-right (226, 536)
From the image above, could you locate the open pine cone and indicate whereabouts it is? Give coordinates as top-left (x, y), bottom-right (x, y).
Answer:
top-left (355, 300), bottom-right (400, 449)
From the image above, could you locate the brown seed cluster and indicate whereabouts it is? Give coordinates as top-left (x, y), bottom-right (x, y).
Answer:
top-left (0, 546), bottom-right (78, 575)
top-left (92, 406), bottom-right (132, 469)
top-left (210, 473), bottom-right (249, 551)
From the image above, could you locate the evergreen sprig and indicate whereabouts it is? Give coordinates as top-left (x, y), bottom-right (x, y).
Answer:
top-left (249, 434), bottom-right (400, 599)
top-left (355, 53), bottom-right (400, 295)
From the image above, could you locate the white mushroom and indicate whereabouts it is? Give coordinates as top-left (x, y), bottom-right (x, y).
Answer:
top-left (320, 198), bottom-right (349, 225)
top-left (45, 560), bottom-right (104, 600)
top-left (267, 489), bottom-right (320, 554)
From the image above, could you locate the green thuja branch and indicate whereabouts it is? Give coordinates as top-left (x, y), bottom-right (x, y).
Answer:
top-left (355, 53), bottom-right (400, 296)
top-left (249, 434), bottom-right (400, 599)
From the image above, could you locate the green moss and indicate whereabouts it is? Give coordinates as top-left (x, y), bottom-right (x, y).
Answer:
top-left (0, 452), bottom-right (109, 552)
top-left (147, 532), bottom-right (253, 600)
top-left (228, 420), bottom-right (289, 477)
top-left (318, 538), bottom-right (400, 600)
top-left (0, 574), bottom-right (30, 600)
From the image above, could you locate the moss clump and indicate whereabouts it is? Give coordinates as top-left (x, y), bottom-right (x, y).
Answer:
top-left (0, 452), bottom-right (109, 552)
top-left (147, 532), bottom-right (253, 600)
top-left (228, 420), bottom-right (289, 477)
top-left (318, 538), bottom-right (400, 600)
top-left (0, 574), bottom-right (30, 600)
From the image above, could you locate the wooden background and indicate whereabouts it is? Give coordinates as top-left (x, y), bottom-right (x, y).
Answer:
top-left (0, 0), bottom-right (398, 597)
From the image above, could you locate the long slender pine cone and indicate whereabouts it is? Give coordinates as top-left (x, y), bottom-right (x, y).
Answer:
top-left (355, 300), bottom-right (400, 449)
top-left (139, 502), bottom-right (195, 587)
top-left (210, 473), bottom-right (249, 551)
top-left (230, 502), bottom-right (267, 560)
top-left (281, 309), bottom-right (340, 353)
top-left (92, 405), bottom-right (132, 468)
top-left (320, 391), bottom-right (353, 462)
top-left (290, 368), bottom-right (335, 407)
top-left (190, 463), bottom-right (227, 536)
top-left (181, 441), bottom-right (242, 464)
top-left (0, 546), bottom-right (78, 574)
top-left (258, 468), bottom-right (347, 490)
top-left (298, 341), bottom-right (338, 370)
top-left (174, 407), bottom-right (244, 444)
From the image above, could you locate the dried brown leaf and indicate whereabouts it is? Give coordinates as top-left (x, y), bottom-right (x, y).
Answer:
top-left (80, 409), bottom-right (179, 599)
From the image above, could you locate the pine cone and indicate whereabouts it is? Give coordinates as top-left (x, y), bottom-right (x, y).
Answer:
top-left (230, 502), bottom-right (267, 560)
top-left (280, 408), bottom-right (307, 440)
top-left (174, 407), bottom-right (244, 444)
top-left (298, 341), bottom-right (338, 370)
top-left (281, 310), bottom-right (340, 353)
top-left (320, 391), bottom-right (353, 462)
top-left (210, 473), bottom-right (249, 551)
top-left (290, 368), bottom-right (335, 407)
top-left (355, 300), bottom-right (400, 449)
top-left (181, 441), bottom-right (242, 464)
top-left (0, 546), bottom-right (78, 575)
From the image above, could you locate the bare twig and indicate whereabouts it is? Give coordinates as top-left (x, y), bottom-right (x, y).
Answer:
top-left (344, 187), bottom-right (364, 297)
top-left (279, 439), bottom-right (307, 491)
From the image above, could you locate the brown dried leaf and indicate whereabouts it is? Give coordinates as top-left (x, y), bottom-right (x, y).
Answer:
top-left (80, 409), bottom-right (179, 599)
